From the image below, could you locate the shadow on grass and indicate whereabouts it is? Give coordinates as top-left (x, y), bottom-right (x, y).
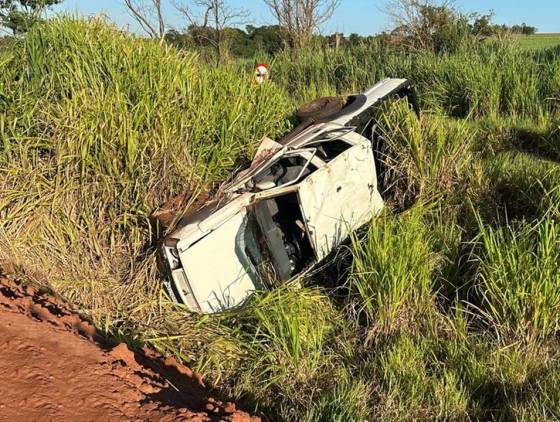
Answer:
top-left (470, 357), bottom-right (560, 421)
top-left (510, 127), bottom-right (560, 162)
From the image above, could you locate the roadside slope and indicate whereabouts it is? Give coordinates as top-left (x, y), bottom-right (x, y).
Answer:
top-left (0, 270), bottom-right (258, 422)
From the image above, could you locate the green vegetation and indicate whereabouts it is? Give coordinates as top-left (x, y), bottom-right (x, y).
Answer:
top-left (517, 33), bottom-right (560, 50)
top-left (1, 17), bottom-right (560, 421)
top-left (162, 3), bottom-right (541, 60)
top-left (0, 0), bottom-right (62, 34)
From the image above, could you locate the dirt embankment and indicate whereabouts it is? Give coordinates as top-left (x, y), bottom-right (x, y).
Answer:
top-left (0, 270), bottom-right (258, 422)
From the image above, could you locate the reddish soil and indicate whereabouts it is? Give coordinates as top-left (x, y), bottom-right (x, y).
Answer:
top-left (0, 270), bottom-right (258, 422)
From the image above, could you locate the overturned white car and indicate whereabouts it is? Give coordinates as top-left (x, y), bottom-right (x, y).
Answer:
top-left (160, 78), bottom-right (419, 313)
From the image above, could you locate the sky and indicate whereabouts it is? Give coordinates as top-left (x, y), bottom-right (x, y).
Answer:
top-left (53, 0), bottom-right (559, 36)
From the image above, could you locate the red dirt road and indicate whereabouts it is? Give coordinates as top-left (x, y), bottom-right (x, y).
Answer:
top-left (0, 271), bottom-right (258, 422)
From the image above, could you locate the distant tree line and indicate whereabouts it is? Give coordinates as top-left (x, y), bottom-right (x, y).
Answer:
top-left (165, 24), bottom-right (378, 58)
top-left (121, 0), bottom-right (341, 64)
top-left (164, 2), bottom-right (539, 60)
top-left (162, 0), bottom-right (540, 60)
top-left (0, 0), bottom-right (540, 61)
top-left (382, 1), bottom-right (538, 54)
top-left (166, 25), bottom-right (287, 58)
top-left (468, 12), bottom-right (537, 37)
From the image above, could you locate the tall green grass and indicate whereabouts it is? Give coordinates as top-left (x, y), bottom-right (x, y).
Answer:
top-left (1, 17), bottom-right (560, 420)
top-left (348, 209), bottom-right (435, 334)
top-left (0, 18), bottom-right (292, 296)
top-left (476, 151), bottom-right (560, 222)
top-left (265, 40), bottom-right (560, 119)
top-left (475, 217), bottom-right (560, 342)
top-left (197, 285), bottom-right (360, 417)
top-left (374, 99), bottom-right (475, 206)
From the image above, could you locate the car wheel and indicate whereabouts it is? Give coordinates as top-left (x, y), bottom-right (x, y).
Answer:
top-left (279, 94), bottom-right (368, 145)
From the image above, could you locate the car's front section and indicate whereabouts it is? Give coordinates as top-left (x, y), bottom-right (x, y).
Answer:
top-left (159, 194), bottom-right (266, 313)
top-left (158, 78), bottom-right (417, 314)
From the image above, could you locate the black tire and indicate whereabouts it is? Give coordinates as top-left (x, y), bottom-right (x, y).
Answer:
top-left (280, 94), bottom-right (369, 145)
top-left (296, 96), bottom-right (345, 120)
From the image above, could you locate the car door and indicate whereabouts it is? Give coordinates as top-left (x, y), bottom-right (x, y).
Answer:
top-left (297, 136), bottom-right (384, 261)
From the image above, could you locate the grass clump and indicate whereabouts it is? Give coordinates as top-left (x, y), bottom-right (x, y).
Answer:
top-left (348, 209), bottom-right (435, 335)
top-left (475, 217), bottom-right (560, 342)
top-left (302, 375), bottom-right (371, 422)
top-left (375, 100), bottom-right (474, 206)
top-left (197, 285), bottom-right (360, 419)
top-left (475, 151), bottom-right (560, 222)
top-left (372, 334), bottom-right (469, 420)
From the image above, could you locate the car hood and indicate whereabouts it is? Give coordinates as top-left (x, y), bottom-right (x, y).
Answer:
top-left (176, 209), bottom-right (263, 313)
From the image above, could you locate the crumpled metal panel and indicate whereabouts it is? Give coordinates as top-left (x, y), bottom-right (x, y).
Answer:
top-left (297, 141), bottom-right (384, 261)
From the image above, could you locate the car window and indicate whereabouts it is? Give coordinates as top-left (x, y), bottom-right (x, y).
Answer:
top-left (313, 138), bottom-right (353, 162)
top-left (251, 154), bottom-right (317, 191)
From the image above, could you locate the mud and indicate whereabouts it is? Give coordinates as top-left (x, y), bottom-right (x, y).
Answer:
top-left (0, 270), bottom-right (258, 422)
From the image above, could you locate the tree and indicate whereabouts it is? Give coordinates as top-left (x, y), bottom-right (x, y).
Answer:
top-left (0, 0), bottom-right (62, 34)
top-left (511, 23), bottom-right (537, 35)
top-left (174, 0), bottom-right (248, 65)
top-left (122, 0), bottom-right (166, 39)
top-left (385, 1), bottom-right (539, 53)
top-left (165, 28), bottom-right (196, 49)
top-left (470, 11), bottom-right (495, 38)
top-left (246, 24), bottom-right (287, 55)
top-left (384, 0), bottom-right (471, 53)
top-left (262, 0), bottom-right (341, 49)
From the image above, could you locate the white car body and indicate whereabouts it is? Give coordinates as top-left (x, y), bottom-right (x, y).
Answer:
top-left (160, 78), bottom-right (417, 313)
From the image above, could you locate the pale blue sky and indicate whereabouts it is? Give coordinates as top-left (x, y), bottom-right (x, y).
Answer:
top-left (53, 0), bottom-right (559, 35)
